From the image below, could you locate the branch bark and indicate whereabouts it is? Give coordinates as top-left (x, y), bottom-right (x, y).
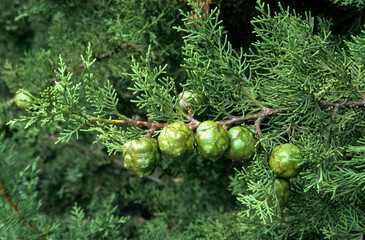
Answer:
top-left (0, 182), bottom-right (41, 235)
top-left (319, 99), bottom-right (365, 108)
top-left (88, 97), bottom-right (365, 137)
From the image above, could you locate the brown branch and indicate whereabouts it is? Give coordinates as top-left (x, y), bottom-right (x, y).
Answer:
top-left (105, 107), bottom-right (286, 137)
top-left (358, 92), bottom-right (365, 100)
top-left (121, 42), bottom-right (143, 49)
top-left (351, 83), bottom-right (365, 100)
top-left (287, 120), bottom-right (309, 143)
top-left (219, 107), bottom-right (286, 128)
top-left (225, 98), bottom-right (365, 136)
top-left (319, 98), bottom-right (365, 108)
top-left (217, 98), bottom-right (365, 137)
top-left (333, 104), bottom-right (341, 116)
top-left (0, 182), bottom-right (40, 234)
top-left (255, 118), bottom-right (263, 138)
top-left (0, 182), bottom-right (19, 214)
top-left (109, 119), bottom-right (167, 129)
top-left (219, 107), bottom-right (287, 138)
top-left (147, 176), bottom-right (166, 186)
top-left (287, 120), bottom-right (295, 143)
top-left (146, 125), bottom-right (159, 137)
top-left (186, 109), bottom-right (201, 130)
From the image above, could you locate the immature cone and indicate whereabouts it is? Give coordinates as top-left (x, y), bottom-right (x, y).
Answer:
top-left (268, 143), bottom-right (301, 178)
top-left (268, 178), bottom-right (290, 209)
top-left (14, 91), bottom-right (31, 110)
top-left (158, 121), bottom-right (195, 160)
top-left (178, 90), bottom-right (204, 112)
top-left (195, 120), bottom-right (229, 161)
top-left (122, 137), bottom-right (161, 177)
top-left (224, 126), bottom-right (258, 162)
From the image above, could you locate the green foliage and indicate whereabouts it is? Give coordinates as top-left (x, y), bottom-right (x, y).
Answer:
top-left (128, 49), bottom-right (181, 122)
top-left (106, 0), bottom-right (186, 62)
top-left (175, 3), bottom-right (254, 119)
top-left (332, 0), bottom-right (365, 9)
top-left (9, 47), bottom-right (137, 155)
top-left (0, 136), bottom-right (130, 239)
top-left (1, 0), bottom-right (365, 239)
top-left (56, 195), bottom-right (129, 240)
top-left (0, 0), bottom-right (33, 68)
top-left (3, 50), bottom-right (53, 94)
top-left (249, 2), bottom-right (356, 108)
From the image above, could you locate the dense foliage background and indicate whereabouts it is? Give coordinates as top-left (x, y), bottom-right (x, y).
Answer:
top-left (1, 0), bottom-right (365, 239)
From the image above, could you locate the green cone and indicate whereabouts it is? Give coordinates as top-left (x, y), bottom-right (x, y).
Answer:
top-left (158, 121), bottom-right (195, 160)
top-left (224, 126), bottom-right (258, 161)
top-left (268, 143), bottom-right (301, 178)
top-left (177, 90), bottom-right (204, 113)
top-left (195, 120), bottom-right (229, 161)
top-left (122, 137), bottom-right (161, 177)
top-left (14, 91), bottom-right (31, 110)
top-left (267, 178), bottom-right (290, 209)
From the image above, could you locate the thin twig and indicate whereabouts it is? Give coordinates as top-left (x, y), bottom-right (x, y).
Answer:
top-left (219, 107), bottom-right (287, 137)
top-left (102, 118), bottom-right (167, 128)
top-left (186, 109), bottom-right (201, 130)
top-left (147, 176), bottom-right (166, 186)
top-left (121, 42), bottom-right (143, 49)
top-left (287, 120), bottom-right (295, 143)
top-left (92, 107), bottom-right (286, 137)
top-left (351, 83), bottom-right (365, 100)
top-left (239, 85), bottom-right (264, 109)
top-left (319, 98), bottom-right (365, 108)
top-left (358, 92), bottom-right (365, 100)
top-left (0, 182), bottom-right (19, 214)
top-left (221, 107), bottom-right (287, 137)
top-left (0, 182), bottom-right (41, 234)
top-left (287, 120), bottom-right (309, 143)
top-left (255, 118), bottom-right (263, 138)
top-left (146, 125), bottom-right (159, 137)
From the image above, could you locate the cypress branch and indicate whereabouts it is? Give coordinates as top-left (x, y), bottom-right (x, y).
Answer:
top-left (2, 0), bottom-right (365, 238)
top-left (0, 182), bottom-right (42, 235)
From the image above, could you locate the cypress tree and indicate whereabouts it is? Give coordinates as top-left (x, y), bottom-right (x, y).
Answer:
top-left (1, 0), bottom-right (365, 239)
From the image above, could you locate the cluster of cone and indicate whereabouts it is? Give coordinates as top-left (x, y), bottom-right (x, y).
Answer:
top-left (122, 121), bottom-right (302, 209)
top-left (122, 121), bottom-right (258, 177)
top-left (122, 90), bottom-right (302, 209)
top-left (267, 143), bottom-right (302, 209)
